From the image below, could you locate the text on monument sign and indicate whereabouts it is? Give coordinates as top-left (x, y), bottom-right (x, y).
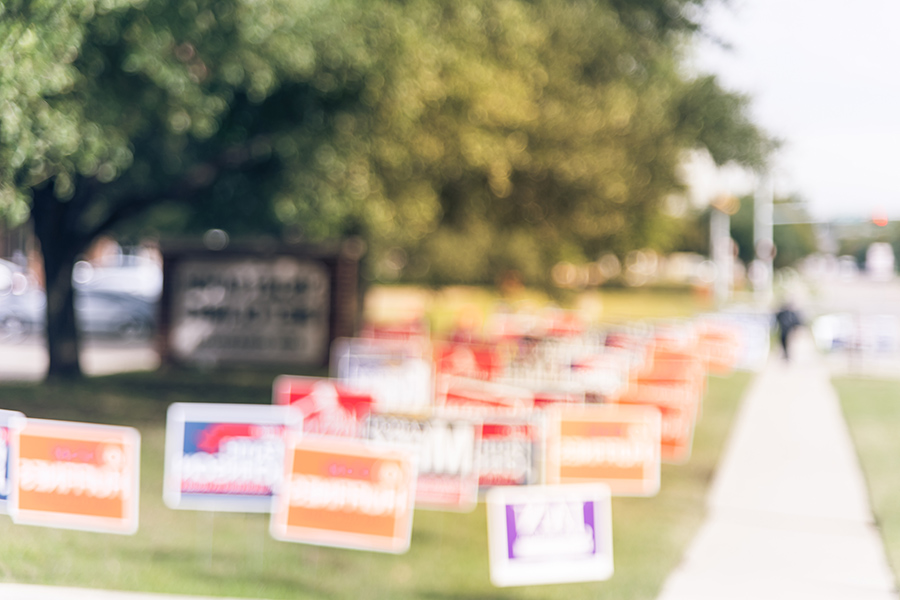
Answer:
top-left (169, 256), bottom-right (331, 365)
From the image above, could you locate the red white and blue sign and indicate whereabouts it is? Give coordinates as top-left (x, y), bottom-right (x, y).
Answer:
top-left (272, 375), bottom-right (374, 439)
top-left (0, 410), bottom-right (25, 514)
top-left (163, 403), bottom-right (301, 512)
top-left (486, 484), bottom-right (614, 587)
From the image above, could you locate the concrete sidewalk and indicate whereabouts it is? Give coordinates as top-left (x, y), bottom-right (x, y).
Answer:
top-left (657, 331), bottom-right (898, 599)
top-left (0, 584), bottom-right (247, 600)
top-left (0, 338), bottom-right (159, 381)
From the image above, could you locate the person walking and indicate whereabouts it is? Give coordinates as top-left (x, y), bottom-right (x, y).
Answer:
top-left (775, 302), bottom-right (801, 361)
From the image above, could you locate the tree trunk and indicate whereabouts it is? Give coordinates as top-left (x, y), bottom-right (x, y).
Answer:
top-left (31, 186), bottom-right (87, 380)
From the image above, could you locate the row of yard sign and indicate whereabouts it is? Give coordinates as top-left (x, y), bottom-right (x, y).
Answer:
top-left (0, 309), bottom-right (770, 586)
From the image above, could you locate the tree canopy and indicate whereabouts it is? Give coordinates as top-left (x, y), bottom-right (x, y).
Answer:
top-left (0, 0), bottom-right (774, 377)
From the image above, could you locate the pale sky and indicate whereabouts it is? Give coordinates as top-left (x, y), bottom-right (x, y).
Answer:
top-left (689, 0), bottom-right (900, 221)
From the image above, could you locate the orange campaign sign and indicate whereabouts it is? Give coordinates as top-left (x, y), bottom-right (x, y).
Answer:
top-left (658, 404), bottom-right (697, 464)
top-left (270, 437), bottom-right (417, 553)
top-left (617, 387), bottom-right (700, 465)
top-left (9, 419), bottom-right (140, 535)
top-left (546, 404), bottom-right (661, 497)
top-left (696, 321), bottom-right (742, 376)
top-left (618, 350), bottom-right (706, 465)
top-left (619, 373), bottom-right (704, 412)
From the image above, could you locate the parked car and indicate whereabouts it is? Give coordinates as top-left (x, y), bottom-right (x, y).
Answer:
top-left (75, 289), bottom-right (156, 340)
top-left (0, 288), bottom-right (156, 343)
top-left (0, 288), bottom-right (45, 342)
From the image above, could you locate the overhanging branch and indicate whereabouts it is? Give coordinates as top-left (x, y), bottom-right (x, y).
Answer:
top-left (83, 134), bottom-right (273, 241)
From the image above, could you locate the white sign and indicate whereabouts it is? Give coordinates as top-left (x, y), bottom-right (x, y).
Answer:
top-left (365, 414), bottom-right (481, 511)
top-left (333, 338), bottom-right (433, 414)
top-left (486, 484), bottom-right (614, 587)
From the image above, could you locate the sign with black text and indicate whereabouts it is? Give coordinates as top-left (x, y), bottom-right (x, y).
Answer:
top-left (364, 414), bottom-right (481, 511)
top-left (478, 419), bottom-right (543, 491)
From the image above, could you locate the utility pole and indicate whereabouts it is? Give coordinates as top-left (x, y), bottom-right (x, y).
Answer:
top-left (710, 194), bottom-right (739, 307)
top-left (752, 174), bottom-right (775, 305)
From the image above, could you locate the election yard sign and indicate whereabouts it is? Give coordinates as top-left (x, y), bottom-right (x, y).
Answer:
top-left (160, 241), bottom-right (362, 368)
top-left (270, 437), bottom-right (416, 554)
top-left (9, 419), bottom-right (140, 534)
top-left (273, 375), bottom-right (374, 438)
top-left (436, 377), bottom-right (535, 416)
top-left (618, 350), bottom-right (705, 464)
top-left (568, 352), bottom-right (631, 402)
top-left (432, 341), bottom-right (504, 381)
top-left (706, 312), bottom-right (771, 372)
top-left (545, 404), bottom-right (661, 497)
top-left (496, 337), bottom-right (627, 404)
top-left (617, 381), bottom-right (700, 464)
top-left (164, 403), bottom-right (300, 512)
top-left (359, 318), bottom-right (430, 341)
top-left (0, 410), bottom-right (24, 513)
top-left (657, 404), bottom-right (697, 464)
top-left (478, 418), bottom-right (543, 492)
top-left (332, 337), bottom-right (434, 414)
top-left (696, 320), bottom-right (742, 376)
top-left (365, 414), bottom-right (481, 511)
top-left (486, 483), bottom-right (614, 587)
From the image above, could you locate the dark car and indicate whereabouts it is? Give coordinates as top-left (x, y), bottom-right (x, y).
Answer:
top-left (0, 288), bottom-right (156, 342)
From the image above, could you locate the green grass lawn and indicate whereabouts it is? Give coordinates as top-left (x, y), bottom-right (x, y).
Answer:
top-left (0, 367), bottom-right (752, 599)
top-left (833, 376), bottom-right (900, 581)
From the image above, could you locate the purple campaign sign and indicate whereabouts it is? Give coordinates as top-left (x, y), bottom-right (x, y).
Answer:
top-left (505, 501), bottom-right (597, 560)
top-left (486, 484), bottom-right (613, 587)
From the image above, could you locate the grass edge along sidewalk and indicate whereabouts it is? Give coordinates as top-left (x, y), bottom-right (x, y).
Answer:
top-left (834, 376), bottom-right (900, 585)
top-left (0, 369), bottom-right (751, 600)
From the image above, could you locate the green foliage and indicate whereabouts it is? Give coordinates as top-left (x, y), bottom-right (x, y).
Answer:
top-left (771, 198), bottom-right (819, 269)
top-left (676, 76), bottom-right (778, 170)
top-left (729, 196), bottom-right (755, 264)
top-left (1, 0), bottom-right (774, 286)
top-left (724, 195), bottom-right (819, 268)
top-left (668, 205), bottom-right (711, 257)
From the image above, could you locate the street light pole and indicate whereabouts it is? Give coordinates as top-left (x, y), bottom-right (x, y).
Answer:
top-left (710, 194), bottom-right (739, 307)
top-left (753, 173), bottom-right (774, 305)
